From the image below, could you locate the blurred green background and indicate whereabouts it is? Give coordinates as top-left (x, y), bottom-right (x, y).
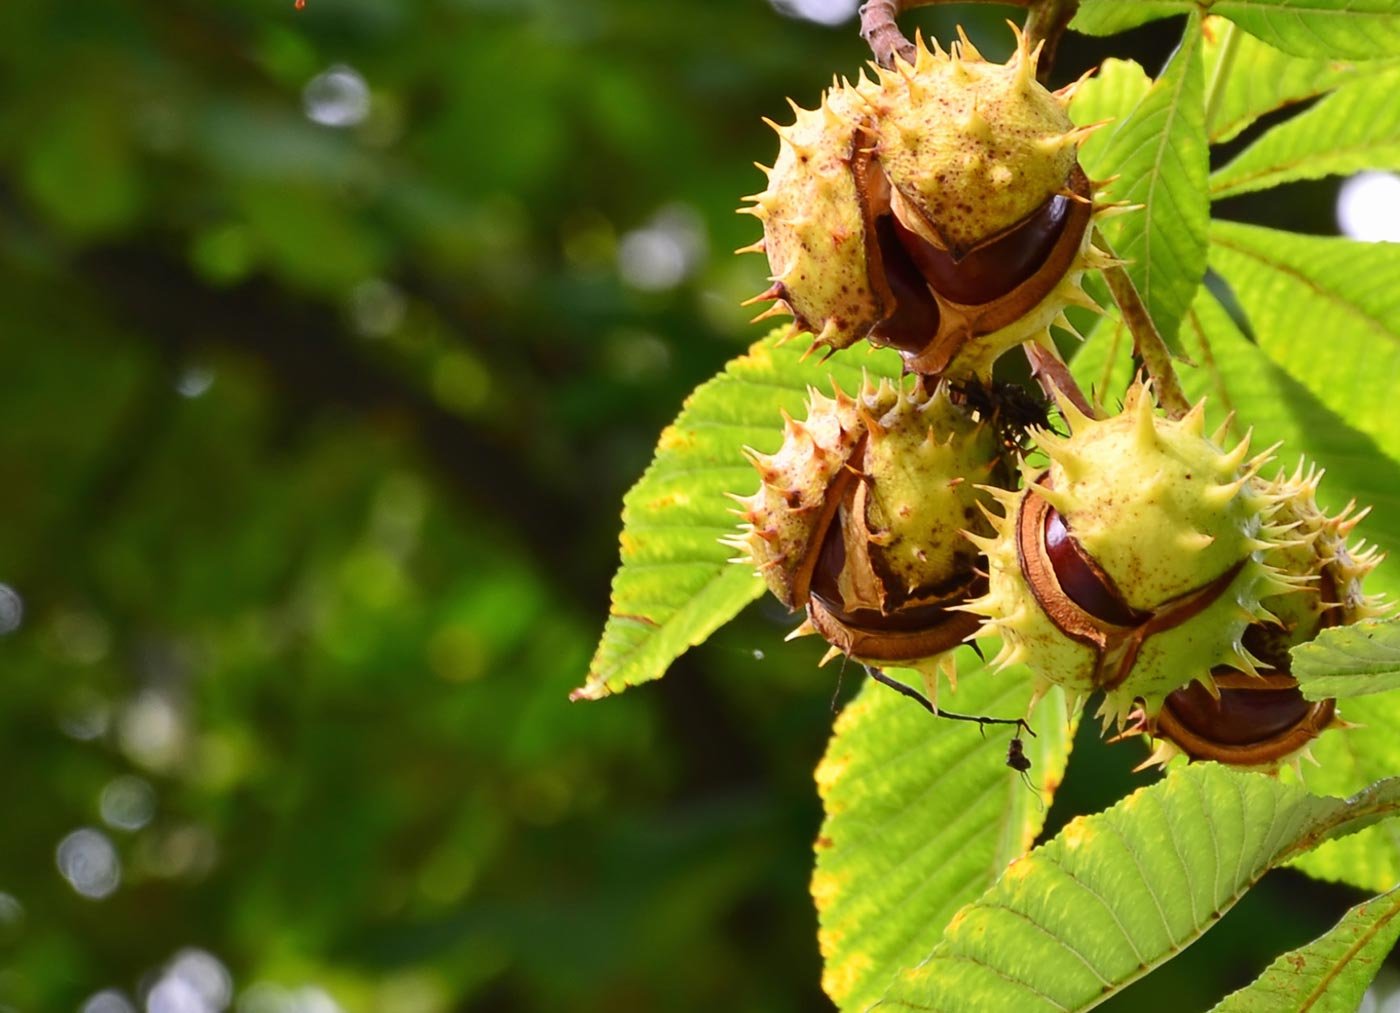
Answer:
top-left (0, 1), bottom-right (1389, 1010)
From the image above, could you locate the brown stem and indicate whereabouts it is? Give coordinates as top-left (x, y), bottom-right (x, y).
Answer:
top-left (1094, 236), bottom-right (1191, 419)
top-left (859, 0), bottom-right (916, 68)
top-left (1024, 341), bottom-right (1099, 420)
top-left (1022, 0), bottom-right (1080, 84)
top-left (858, 0), bottom-right (1034, 69)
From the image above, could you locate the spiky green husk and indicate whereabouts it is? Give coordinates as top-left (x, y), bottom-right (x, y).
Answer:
top-left (729, 377), bottom-right (1007, 685)
top-left (1254, 462), bottom-right (1389, 641)
top-left (740, 85), bottom-right (882, 351)
top-left (1042, 385), bottom-right (1282, 608)
top-left (855, 387), bottom-right (1003, 601)
top-left (1135, 461), bottom-right (1391, 771)
top-left (727, 385), bottom-right (866, 610)
top-left (864, 28), bottom-right (1089, 253)
top-left (738, 26), bottom-right (1122, 377)
top-left (967, 382), bottom-right (1296, 727)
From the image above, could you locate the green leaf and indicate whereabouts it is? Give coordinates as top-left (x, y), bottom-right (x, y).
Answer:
top-left (1075, 1), bottom-right (1400, 59)
top-left (1209, 886), bottom-right (1400, 1012)
top-left (1208, 221), bottom-right (1400, 467)
top-left (1176, 291), bottom-right (1400, 895)
top-left (1211, 67), bottom-right (1400, 197)
top-left (1213, 0), bottom-right (1400, 59)
top-left (1069, 58), bottom-right (1151, 178)
top-left (576, 330), bottom-right (903, 700)
top-left (1294, 620), bottom-right (1400, 702)
top-left (1090, 16), bottom-right (1209, 350)
top-left (877, 766), bottom-right (1400, 1012)
top-left (1201, 15), bottom-right (1396, 143)
top-left (814, 660), bottom-right (1075, 1011)
top-left (1072, 1), bottom-right (1193, 36)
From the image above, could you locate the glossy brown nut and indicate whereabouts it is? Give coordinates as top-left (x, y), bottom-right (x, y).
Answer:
top-left (807, 580), bottom-right (986, 664)
top-left (1155, 672), bottom-right (1337, 766)
top-left (1042, 506), bottom-right (1146, 629)
top-left (868, 216), bottom-right (942, 354)
top-left (893, 191), bottom-right (1071, 307)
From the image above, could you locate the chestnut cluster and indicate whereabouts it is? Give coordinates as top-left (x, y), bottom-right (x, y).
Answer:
top-left (730, 25), bottom-right (1387, 770)
top-left (739, 27), bottom-right (1113, 380)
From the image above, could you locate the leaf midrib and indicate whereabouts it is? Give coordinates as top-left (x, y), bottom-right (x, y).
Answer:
top-left (1211, 129), bottom-right (1400, 195)
top-left (1298, 892), bottom-right (1400, 1010)
top-left (1210, 230), bottom-right (1397, 341)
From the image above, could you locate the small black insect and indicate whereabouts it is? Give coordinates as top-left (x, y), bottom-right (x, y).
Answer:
top-left (1006, 736), bottom-right (1032, 773)
top-left (948, 378), bottom-right (1053, 452)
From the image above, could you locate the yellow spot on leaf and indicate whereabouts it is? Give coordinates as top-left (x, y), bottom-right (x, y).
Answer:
top-left (822, 951), bottom-right (873, 1005)
top-left (810, 869), bottom-right (846, 908)
top-left (657, 425), bottom-right (694, 453)
top-left (1003, 856), bottom-right (1032, 881)
top-left (1061, 817), bottom-right (1091, 851)
top-left (815, 752), bottom-right (851, 793)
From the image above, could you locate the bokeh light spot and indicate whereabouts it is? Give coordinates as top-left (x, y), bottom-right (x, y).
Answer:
top-left (100, 775), bottom-right (157, 832)
top-left (147, 949), bottom-right (232, 1013)
top-left (348, 278), bottom-right (406, 338)
top-left (302, 65), bottom-right (371, 128)
top-left (0, 584), bottom-right (23, 635)
top-left (769, 0), bottom-right (859, 26)
top-left (1337, 171), bottom-right (1400, 242)
top-left (617, 204), bottom-right (707, 291)
top-left (56, 828), bottom-right (121, 899)
top-left (175, 366), bottom-right (216, 399)
top-left (82, 990), bottom-right (137, 1013)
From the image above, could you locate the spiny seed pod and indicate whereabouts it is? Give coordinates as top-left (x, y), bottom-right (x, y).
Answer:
top-left (739, 26), bottom-right (1121, 380)
top-left (726, 377), bottom-right (1013, 695)
top-left (1140, 462), bottom-right (1389, 771)
top-left (967, 382), bottom-right (1300, 729)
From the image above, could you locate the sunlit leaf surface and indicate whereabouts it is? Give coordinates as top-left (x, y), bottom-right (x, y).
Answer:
top-left (814, 660), bottom-right (1075, 1011)
top-left (879, 766), bottom-right (1400, 1011)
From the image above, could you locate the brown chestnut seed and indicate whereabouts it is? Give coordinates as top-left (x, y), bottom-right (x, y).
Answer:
top-left (870, 215), bottom-right (943, 354)
top-left (805, 469), bottom-right (987, 662)
top-left (808, 585), bottom-right (986, 664)
top-left (1155, 672), bottom-right (1337, 766)
top-left (893, 189), bottom-right (1071, 308)
top-left (900, 166), bottom-right (1095, 377)
top-left (1012, 479), bottom-right (1245, 696)
top-left (1043, 507), bottom-right (1147, 629)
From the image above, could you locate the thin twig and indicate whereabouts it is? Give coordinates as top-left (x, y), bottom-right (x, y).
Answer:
top-left (864, 665), bottom-right (1037, 737)
top-left (1022, 0), bottom-right (1080, 83)
top-left (859, 0), bottom-right (915, 68)
top-left (1094, 236), bottom-right (1192, 418)
top-left (1024, 341), bottom-right (1100, 420)
top-left (858, 0), bottom-right (1035, 69)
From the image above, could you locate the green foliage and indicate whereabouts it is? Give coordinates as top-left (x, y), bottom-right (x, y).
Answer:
top-left (1208, 223), bottom-right (1400, 464)
top-left (1209, 887), bottom-right (1400, 1012)
top-left (1295, 621), bottom-right (1400, 702)
top-left (1073, 0), bottom-right (1400, 59)
top-left (879, 767), bottom-right (1400, 1011)
top-left (1076, 14), bottom-right (1208, 349)
top-left (1210, 67), bottom-right (1400, 197)
top-left (8, 0), bottom-right (1400, 1009)
top-left (1202, 25), bottom-right (1396, 144)
top-left (577, 330), bottom-right (903, 700)
top-left (813, 664), bottom-right (1074, 1011)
